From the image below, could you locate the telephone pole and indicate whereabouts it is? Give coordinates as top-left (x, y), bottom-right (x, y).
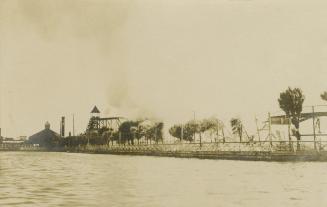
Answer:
top-left (312, 106), bottom-right (316, 150)
top-left (193, 110), bottom-right (196, 143)
top-left (73, 114), bottom-right (75, 136)
top-left (268, 112), bottom-right (272, 146)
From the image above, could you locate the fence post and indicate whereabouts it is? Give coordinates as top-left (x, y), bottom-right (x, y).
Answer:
top-left (268, 113), bottom-right (272, 147)
top-left (181, 125), bottom-right (183, 142)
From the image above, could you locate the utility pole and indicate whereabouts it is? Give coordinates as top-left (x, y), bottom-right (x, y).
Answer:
top-left (255, 116), bottom-right (261, 143)
top-left (181, 124), bottom-right (183, 142)
top-left (216, 120), bottom-right (219, 143)
top-left (222, 127), bottom-right (225, 143)
top-left (72, 114), bottom-right (75, 136)
top-left (193, 110), bottom-right (196, 143)
top-left (268, 112), bottom-right (272, 147)
top-left (312, 106), bottom-right (317, 150)
top-left (288, 117), bottom-right (292, 151)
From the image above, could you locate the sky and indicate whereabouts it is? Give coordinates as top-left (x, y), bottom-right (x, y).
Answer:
top-left (1, 0), bottom-right (327, 138)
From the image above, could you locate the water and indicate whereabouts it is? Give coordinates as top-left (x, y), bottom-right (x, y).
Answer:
top-left (1, 152), bottom-right (327, 207)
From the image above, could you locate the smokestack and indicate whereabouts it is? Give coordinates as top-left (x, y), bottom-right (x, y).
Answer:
top-left (61, 116), bottom-right (65, 137)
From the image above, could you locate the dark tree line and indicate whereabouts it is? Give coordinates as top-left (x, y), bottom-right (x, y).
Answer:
top-left (63, 119), bottom-right (164, 147)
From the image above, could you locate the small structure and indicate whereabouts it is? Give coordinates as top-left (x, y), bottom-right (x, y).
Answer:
top-left (28, 122), bottom-right (60, 148)
top-left (87, 106), bottom-right (123, 132)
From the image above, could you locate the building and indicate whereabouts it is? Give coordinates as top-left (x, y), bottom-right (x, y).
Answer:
top-left (28, 122), bottom-right (60, 148)
top-left (17, 136), bottom-right (27, 141)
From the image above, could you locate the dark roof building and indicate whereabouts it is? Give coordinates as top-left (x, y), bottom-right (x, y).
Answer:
top-left (28, 122), bottom-right (60, 148)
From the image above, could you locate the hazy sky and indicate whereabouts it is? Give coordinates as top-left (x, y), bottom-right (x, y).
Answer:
top-left (1, 0), bottom-right (327, 137)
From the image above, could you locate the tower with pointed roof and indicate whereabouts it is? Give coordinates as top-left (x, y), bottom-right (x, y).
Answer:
top-left (91, 105), bottom-right (100, 117)
top-left (87, 106), bottom-right (101, 131)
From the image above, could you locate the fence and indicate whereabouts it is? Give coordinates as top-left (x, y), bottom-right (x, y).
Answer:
top-left (0, 143), bottom-right (41, 151)
top-left (74, 140), bottom-right (327, 153)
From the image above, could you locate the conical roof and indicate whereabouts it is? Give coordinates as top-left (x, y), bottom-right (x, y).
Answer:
top-left (91, 105), bottom-right (100, 113)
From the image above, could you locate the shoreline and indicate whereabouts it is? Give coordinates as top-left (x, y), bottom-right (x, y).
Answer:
top-left (2, 143), bottom-right (327, 162)
top-left (67, 148), bottom-right (326, 162)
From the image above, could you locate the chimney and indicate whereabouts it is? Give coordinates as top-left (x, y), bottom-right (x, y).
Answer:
top-left (61, 117), bottom-right (65, 137)
top-left (45, 121), bottom-right (50, 129)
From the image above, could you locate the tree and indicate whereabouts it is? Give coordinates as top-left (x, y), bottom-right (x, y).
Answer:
top-left (321, 91), bottom-right (327, 101)
top-left (278, 87), bottom-right (305, 150)
top-left (230, 118), bottom-right (243, 142)
top-left (200, 118), bottom-right (224, 142)
top-left (169, 118), bottom-right (225, 143)
top-left (153, 122), bottom-right (164, 143)
top-left (119, 120), bottom-right (140, 145)
top-left (101, 128), bottom-right (114, 146)
top-left (185, 120), bottom-right (201, 142)
top-left (138, 120), bottom-right (164, 144)
top-left (169, 125), bottom-right (183, 141)
top-left (169, 124), bottom-right (194, 142)
top-left (87, 116), bottom-right (98, 131)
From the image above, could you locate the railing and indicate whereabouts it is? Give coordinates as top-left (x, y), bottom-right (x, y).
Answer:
top-left (73, 140), bottom-right (327, 153)
top-left (0, 143), bottom-right (40, 151)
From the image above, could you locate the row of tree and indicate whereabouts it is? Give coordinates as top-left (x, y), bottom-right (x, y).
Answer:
top-left (117, 120), bottom-right (164, 144)
top-left (168, 118), bottom-right (224, 142)
top-left (64, 119), bottom-right (164, 147)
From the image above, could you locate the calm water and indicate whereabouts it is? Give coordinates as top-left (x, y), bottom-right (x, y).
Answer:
top-left (1, 152), bottom-right (327, 207)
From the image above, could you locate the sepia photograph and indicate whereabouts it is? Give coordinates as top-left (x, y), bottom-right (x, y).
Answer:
top-left (1, 0), bottom-right (327, 206)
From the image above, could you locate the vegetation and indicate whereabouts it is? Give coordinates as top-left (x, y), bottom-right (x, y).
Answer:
top-left (321, 91), bottom-right (327, 101)
top-left (169, 117), bottom-right (224, 142)
top-left (63, 118), bottom-right (164, 147)
top-left (118, 120), bottom-right (140, 145)
top-left (278, 87), bottom-right (305, 150)
top-left (169, 124), bottom-right (193, 142)
top-left (87, 116), bottom-right (99, 131)
top-left (230, 118), bottom-right (243, 142)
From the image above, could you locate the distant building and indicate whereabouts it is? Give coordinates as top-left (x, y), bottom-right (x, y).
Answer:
top-left (17, 136), bottom-right (27, 141)
top-left (28, 122), bottom-right (60, 148)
